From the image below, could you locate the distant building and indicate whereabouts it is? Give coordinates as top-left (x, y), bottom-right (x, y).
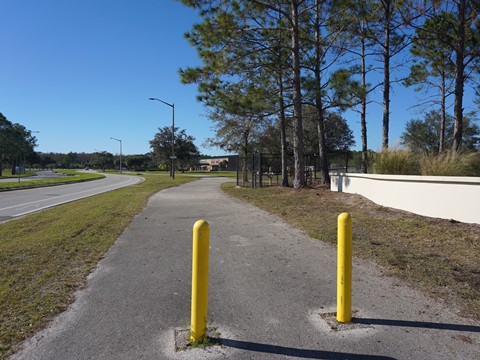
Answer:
top-left (194, 155), bottom-right (238, 171)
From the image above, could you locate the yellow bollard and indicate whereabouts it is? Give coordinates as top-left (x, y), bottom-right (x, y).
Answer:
top-left (337, 212), bottom-right (352, 323)
top-left (190, 220), bottom-right (210, 343)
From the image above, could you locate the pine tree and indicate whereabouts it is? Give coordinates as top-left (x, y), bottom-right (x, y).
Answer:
top-left (179, 0), bottom-right (309, 188)
top-left (405, 12), bottom-right (456, 153)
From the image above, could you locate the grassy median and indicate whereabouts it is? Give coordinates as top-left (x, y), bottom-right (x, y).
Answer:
top-left (0, 173), bottom-right (196, 359)
top-left (0, 170), bottom-right (104, 190)
top-left (222, 183), bottom-right (480, 321)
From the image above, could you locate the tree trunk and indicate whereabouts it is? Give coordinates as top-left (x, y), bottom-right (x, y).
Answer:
top-left (382, 0), bottom-right (391, 151)
top-left (291, 0), bottom-right (305, 189)
top-left (242, 148), bottom-right (249, 185)
top-left (279, 82), bottom-right (289, 187)
top-left (316, 108), bottom-right (329, 184)
top-left (314, 0), bottom-right (330, 184)
top-left (360, 27), bottom-right (368, 173)
top-left (453, 0), bottom-right (465, 153)
top-left (275, 11), bottom-right (289, 188)
top-left (439, 71), bottom-right (446, 153)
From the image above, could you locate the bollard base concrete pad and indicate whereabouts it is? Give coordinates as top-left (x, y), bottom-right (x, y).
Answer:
top-left (319, 311), bottom-right (373, 332)
top-left (174, 327), bottom-right (221, 352)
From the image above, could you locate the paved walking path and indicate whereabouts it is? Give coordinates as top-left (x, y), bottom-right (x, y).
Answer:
top-left (11, 178), bottom-right (480, 359)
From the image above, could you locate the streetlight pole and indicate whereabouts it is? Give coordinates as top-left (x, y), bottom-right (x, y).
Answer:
top-left (148, 97), bottom-right (175, 179)
top-left (110, 137), bottom-right (122, 173)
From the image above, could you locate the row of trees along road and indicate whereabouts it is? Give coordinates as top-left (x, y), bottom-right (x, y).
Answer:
top-left (0, 113), bottom-right (38, 176)
top-left (0, 150), bottom-right (153, 173)
top-left (36, 152), bottom-right (156, 171)
top-left (0, 127), bottom-right (201, 173)
top-left (178, 0), bottom-right (479, 188)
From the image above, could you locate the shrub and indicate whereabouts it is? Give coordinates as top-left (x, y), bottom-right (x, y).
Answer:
top-left (468, 151), bottom-right (480, 176)
top-left (372, 150), bottom-right (419, 175)
top-left (419, 150), bottom-right (479, 176)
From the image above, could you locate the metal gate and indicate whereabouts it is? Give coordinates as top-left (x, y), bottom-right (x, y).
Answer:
top-left (236, 152), bottom-right (349, 188)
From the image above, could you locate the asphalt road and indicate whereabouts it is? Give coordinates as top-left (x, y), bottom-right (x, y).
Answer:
top-left (0, 172), bottom-right (143, 222)
top-left (10, 178), bottom-right (480, 360)
top-left (0, 170), bottom-right (71, 182)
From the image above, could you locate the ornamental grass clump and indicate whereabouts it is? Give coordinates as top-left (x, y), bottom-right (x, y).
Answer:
top-left (419, 150), bottom-right (479, 176)
top-left (372, 150), bottom-right (419, 175)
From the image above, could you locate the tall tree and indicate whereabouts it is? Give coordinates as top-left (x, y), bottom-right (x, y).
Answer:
top-left (174, 132), bottom-right (201, 170)
top-left (0, 113), bottom-right (37, 175)
top-left (91, 151), bottom-right (114, 171)
top-left (303, 109), bottom-right (356, 153)
top-left (334, 0), bottom-right (380, 173)
top-left (124, 154), bottom-right (153, 171)
top-left (301, 0), bottom-right (362, 183)
top-left (402, 0), bottom-right (480, 152)
top-left (179, 0), bottom-right (309, 188)
top-left (268, 10), bottom-right (292, 187)
top-left (202, 84), bottom-right (272, 183)
top-left (368, 0), bottom-right (411, 150)
top-left (446, 0), bottom-right (479, 151)
top-left (401, 110), bottom-right (480, 152)
top-left (150, 127), bottom-right (199, 171)
top-left (405, 11), bottom-right (456, 153)
top-left (0, 113), bottom-right (14, 176)
top-left (12, 124), bottom-right (37, 174)
top-left (304, 0), bottom-right (332, 184)
top-left (288, 0), bottom-right (307, 188)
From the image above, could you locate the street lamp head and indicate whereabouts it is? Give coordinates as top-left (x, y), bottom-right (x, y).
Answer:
top-left (148, 96), bottom-right (175, 179)
top-left (149, 97), bottom-right (173, 108)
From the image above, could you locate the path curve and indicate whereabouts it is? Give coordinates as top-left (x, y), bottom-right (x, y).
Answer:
top-left (9, 178), bottom-right (480, 360)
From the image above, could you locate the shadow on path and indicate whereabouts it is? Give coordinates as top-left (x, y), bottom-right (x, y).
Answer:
top-left (218, 338), bottom-right (397, 359)
top-left (353, 318), bottom-right (480, 333)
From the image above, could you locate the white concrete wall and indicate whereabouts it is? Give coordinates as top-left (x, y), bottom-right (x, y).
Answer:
top-left (330, 173), bottom-right (480, 224)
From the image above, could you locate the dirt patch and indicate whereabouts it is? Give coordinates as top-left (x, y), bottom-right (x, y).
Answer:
top-left (319, 311), bottom-right (373, 332)
top-left (174, 328), bottom-right (221, 351)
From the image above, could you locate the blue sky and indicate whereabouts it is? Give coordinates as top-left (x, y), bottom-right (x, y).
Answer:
top-left (1, 0), bottom-right (208, 156)
top-left (0, 0), bottom-right (477, 156)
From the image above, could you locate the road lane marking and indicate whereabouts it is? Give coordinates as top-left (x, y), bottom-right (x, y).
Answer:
top-left (0, 176), bottom-right (142, 213)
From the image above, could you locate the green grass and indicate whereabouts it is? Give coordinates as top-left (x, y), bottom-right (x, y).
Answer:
top-left (186, 170), bottom-right (237, 178)
top-left (0, 170), bottom-right (35, 178)
top-left (0, 173), bottom-right (196, 359)
top-left (0, 171), bottom-right (105, 190)
top-left (221, 183), bottom-right (480, 321)
top-left (105, 170), bottom-right (237, 178)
